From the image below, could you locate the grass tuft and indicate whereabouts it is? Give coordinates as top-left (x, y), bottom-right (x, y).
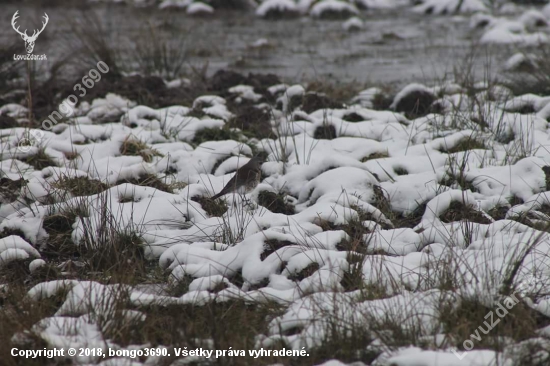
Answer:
top-left (51, 176), bottom-right (108, 197)
top-left (120, 137), bottom-right (163, 163)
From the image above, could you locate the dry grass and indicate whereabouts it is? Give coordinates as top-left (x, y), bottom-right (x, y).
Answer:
top-left (0, 284), bottom-right (68, 366)
top-left (120, 137), bottom-right (163, 163)
top-left (51, 176), bottom-right (108, 197)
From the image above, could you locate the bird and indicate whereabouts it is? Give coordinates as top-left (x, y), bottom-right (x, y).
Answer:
top-left (211, 156), bottom-right (262, 200)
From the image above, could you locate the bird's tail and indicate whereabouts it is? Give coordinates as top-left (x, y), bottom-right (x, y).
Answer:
top-left (211, 189), bottom-right (226, 200)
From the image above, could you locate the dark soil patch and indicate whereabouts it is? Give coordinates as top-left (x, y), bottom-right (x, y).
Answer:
top-left (288, 262), bottom-right (320, 282)
top-left (261, 239), bottom-right (294, 261)
top-left (61, 74), bottom-right (203, 113)
top-left (315, 8), bottom-right (358, 20)
top-left (209, 69), bottom-right (247, 94)
top-left (287, 93), bottom-right (304, 112)
top-left (509, 195), bottom-right (524, 206)
top-left (302, 92), bottom-right (343, 114)
top-left (505, 104), bottom-right (536, 115)
top-left (257, 191), bottom-right (295, 215)
top-left (0, 228), bottom-right (27, 241)
top-left (372, 92), bottom-right (394, 111)
top-left (245, 73), bottom-right (281, 97)
top-left (0, 115), bottom-right (18, 129)
top-left (0, 177), bottom-right (27, 202)
top-left (543, 166), bottom-right (550, 190)
top-left (207, 0), bottom-right (253, 10)
top-left (393, 166), bottom-right (408, 176)
top-left (391, 203), bottom-right (427, 228)
top-left (259, 7), bottom-right (300, 20)
top-left (488, 205), bottom-right (509, 221)
top-left (228, 105), bottom-right (273, 139)
top-left (314, 124), bottom-right (337, 140)
top-left (208, 70), bottom-right (281, 97)
top-left (393, 89), bottom-right (434, 119)
top-left (342, 112), bottom-right (365, 122)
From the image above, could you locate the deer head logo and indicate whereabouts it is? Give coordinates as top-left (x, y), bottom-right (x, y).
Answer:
top-left (11, 11), bottom-right (49, 54)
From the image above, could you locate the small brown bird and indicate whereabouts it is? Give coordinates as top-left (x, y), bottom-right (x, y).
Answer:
top-left (211, 156), bottom-right (262, 200)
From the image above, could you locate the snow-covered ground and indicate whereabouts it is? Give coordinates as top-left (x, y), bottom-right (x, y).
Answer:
top-left (2, 65), bottom-right (550, 365)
